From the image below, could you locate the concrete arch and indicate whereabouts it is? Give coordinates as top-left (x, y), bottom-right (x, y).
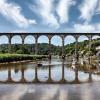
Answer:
top-left (38, 35), bottom-right (49, 43)
top-left (65, 35), bottom-right (76, 45)
top-left (51, 35), bottom-right (62, 46)
top-left (78, 35), bottom-right (89, 42)
top-left (0, 35), bottom-right (9, 44)
top-left (11, 35), bottom-right (22, 44)
top-left (24, 35), bottom-right (35, 44)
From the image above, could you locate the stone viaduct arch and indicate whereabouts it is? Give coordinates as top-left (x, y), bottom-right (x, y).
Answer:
top-left (0, 33), bottom-right (100, 59)
top-left (0, 33), bottom-right (100, 84)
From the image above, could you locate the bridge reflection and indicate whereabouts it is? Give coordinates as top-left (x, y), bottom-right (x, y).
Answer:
top-left (0, 59), bottom-right (97, 84)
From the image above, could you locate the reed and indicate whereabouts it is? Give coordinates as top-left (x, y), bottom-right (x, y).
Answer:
top-left (0, 54), bottom-right (47, 63)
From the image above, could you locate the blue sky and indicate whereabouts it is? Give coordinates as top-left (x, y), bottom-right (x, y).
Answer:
top-left (0, 0), bottom-right (100, 45)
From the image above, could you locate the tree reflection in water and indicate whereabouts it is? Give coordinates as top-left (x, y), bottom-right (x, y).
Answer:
top-left (0, 59), bottom-right (99, 84)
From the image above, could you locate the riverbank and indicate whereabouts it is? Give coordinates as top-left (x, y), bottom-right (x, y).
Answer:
top-left (0, 54), bottom-right (47, 63)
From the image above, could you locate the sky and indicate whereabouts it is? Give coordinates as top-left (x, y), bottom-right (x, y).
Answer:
top-left (0, 0), bottom-right (100, 45)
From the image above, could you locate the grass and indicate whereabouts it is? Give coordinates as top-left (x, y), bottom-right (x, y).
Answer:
top-left (0, 54), bottom-right (47, 63)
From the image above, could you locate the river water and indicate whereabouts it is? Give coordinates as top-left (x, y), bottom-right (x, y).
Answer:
top-left (0, 59), bottom-right (100, 100)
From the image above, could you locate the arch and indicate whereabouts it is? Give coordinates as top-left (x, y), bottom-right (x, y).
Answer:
top-left (92, 35), bottom-right (100, 40)
top-left (24, 35), bottom-right (35, 44)
top-left (78, 72), bottom-right (89, 82)
top-left (38, 67), bottom-right (49, 82)
top-left (51, 35), bottom-right (62, 46)
top-left (92, 74), bottom-right (100, 81)
top-left (78, 35), bottom-right (89, 42)
top-left (65, 35), bottom-right (76, 45)
top-left (24, 67), bottom-right (35, 82)
top-left (64, 68), bottom-right (75, 82)
top-left (38, 35), bottom-right (49, 43)
top-left (11, 67), bottom-right (21, 82)
top-left (0, 35), bottom-right (9, 44)
top-left (11, 35), bottom-right (22, 44)
top-left (51, 63), bottom-right (62, 82)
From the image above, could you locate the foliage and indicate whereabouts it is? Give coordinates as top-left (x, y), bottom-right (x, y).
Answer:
top-left (0, 54), bottom-right (47, 63)
top-left (0, 38), bottom-right (99, 57)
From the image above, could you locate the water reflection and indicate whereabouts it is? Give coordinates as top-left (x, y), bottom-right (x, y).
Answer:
top-left (11, 67), bottom-right (21, 82)
top-left (0, 83), bottom-right (100, 100)
top-left (0, 59), bottom-right (99, 84)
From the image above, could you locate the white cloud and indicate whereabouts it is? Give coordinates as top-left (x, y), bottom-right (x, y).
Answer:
top-left (95, 23), bottom-right (100, 31)
top-left (65, 36), bottom-right (75, 45)
top-left (30, 0), bottom-right (59, 29)
top-left (79, 0), bottom-right (98, 22)
top-left (74, 23), bottom-right (100, 32)
top-left (30, 0), bottom-right (75, 29)
top-left (0, 0), bottom-right (36, 27)
top-left (74, 24), bottom-right (95, 32)
top-left (96, 1), bottom-right (100, 14)
top-left (56, 0), bottom-right (76, 24)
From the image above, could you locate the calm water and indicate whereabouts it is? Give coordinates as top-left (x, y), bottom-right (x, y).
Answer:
top-left (0, 59), bottom-right (100, 100)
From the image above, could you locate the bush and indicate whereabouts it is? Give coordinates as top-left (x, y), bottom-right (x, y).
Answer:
top-left (0, 54), bottom-right (47, 63)
top-left (16, 50), bottom-right (24, 54)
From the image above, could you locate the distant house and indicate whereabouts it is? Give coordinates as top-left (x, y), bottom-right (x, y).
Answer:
top-left (96, 52), bottom-right (100, 56)
top-left (96, 46), bottom-right (100, 50)
top-left (96, 46), bottom-right (100, 56)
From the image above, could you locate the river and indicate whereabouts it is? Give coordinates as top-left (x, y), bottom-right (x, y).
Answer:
top-left (0, 59), bottom-right (100, 100)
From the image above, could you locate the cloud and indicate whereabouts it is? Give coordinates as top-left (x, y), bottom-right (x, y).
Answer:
top-left (74, 24), bottom-right (95, 32)
top-left (30, 0), bottom-right (75, 29)
top-left (96, 1), bottom-right (100, 14)
top-left (95, 23), bottom-right (100, 31)
top-left (79, 0), bottom-right (98, 22)
top-left (74, 23), bottom-right (100, 32)
top-left (0, 0), bottom-right (36, 27)
top-left (56, 0), bottom-right (76, 24)
top-left (30, 0), bottom-right (59, 29)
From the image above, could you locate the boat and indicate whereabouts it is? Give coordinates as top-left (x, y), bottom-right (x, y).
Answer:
top-left (37, 63), bottom-right (42, 67)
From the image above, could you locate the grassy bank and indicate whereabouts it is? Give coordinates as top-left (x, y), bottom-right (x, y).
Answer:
top-left (0, 54), bottom-right (47, 63)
